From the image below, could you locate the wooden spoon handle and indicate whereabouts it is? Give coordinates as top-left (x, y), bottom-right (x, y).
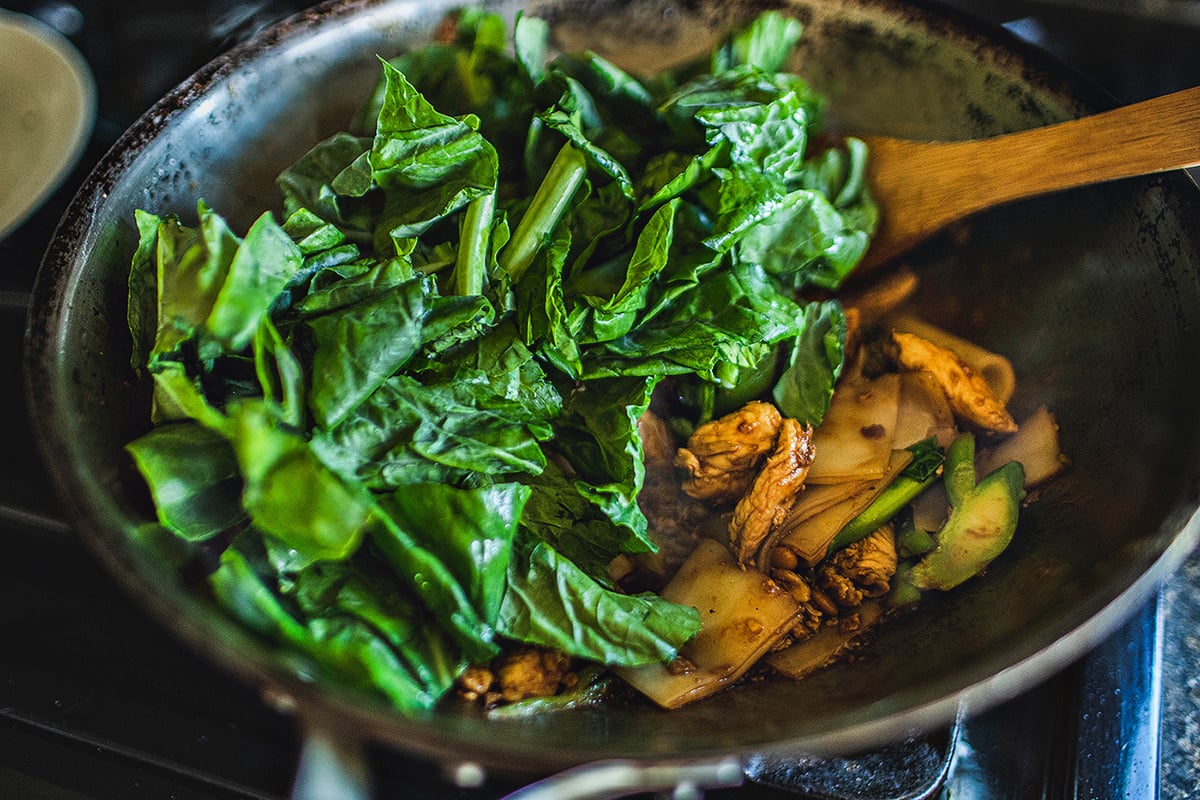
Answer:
top-left (860, 85), bottom-right (1200, 268)
top-left (948, 84), bottom-right (1200, 210)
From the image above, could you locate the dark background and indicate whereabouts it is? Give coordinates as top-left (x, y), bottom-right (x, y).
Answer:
top-left (2, 1), bottom-right (1199, 798)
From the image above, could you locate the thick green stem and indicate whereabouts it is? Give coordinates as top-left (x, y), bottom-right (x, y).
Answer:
top-left (826, 469), bottom-right (941, 555)
top-left (453, 191), bottom-right (496, 296)
top-left (826, 438), bottom-right (945, 556)
top-left (943, 433), bottom-right (977, 507)
top-left (896, 519), bottom-right (936, 558)
top-left (499, 143), bottom-right (588, 282)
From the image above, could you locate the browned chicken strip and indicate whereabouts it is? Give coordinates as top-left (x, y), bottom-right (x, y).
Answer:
top-left (826, 523), bottom-right (898, 599)
top-left (494, 647), bottom-right (575, 703)
top-left (638, 409), bottom-right (679, 465)
top-left (626, 409), bottom-right (716, 586)
top-left (455, 647), bottom-right (576, 706)
top-left (674, 401), bottom-right (784, 503)
top-left (729, 418), bottom-right (816, 564)
top-left (890, 331), bottom-right (1018, 434)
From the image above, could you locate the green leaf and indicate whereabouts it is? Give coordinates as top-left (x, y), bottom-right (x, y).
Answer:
top-left (498, 532), bottom-right (701, 666)
top-left (280, 208), bottom-right (363, 289)
top-left (635, 143), bottom-right (727, 213)
top-left (418, 291), bottom-right (497, 356)
top-left (289, 559), bottom-right (467, 705)
top-left (772, 299), bottom-right (846, 425)
top-left (126, 422), bottom-right (245, 542)
top-left (412, 320), bottom-right (563, 419)
top-left (276, 133), bottom-right (377, 240)
top-left (207, 212), bottom-right (303, 351)
top-left (210, 541), bottom-right (451, 714)
top-left (306, 276), bottom-right (427, 428)
top-left (369, 60), bottom-right (499, 247)
top-left (582, 261), bottom-right (802, 384)
top-left (695, 85), bottom-right (813, 182)
top-left (513, 12), bottom-right (550, 85)
top-left (128, 209), bottom-right (161, 373)
top-left (384, 481), bottom-right (529, 624)
top-left (553, 375), bottom-right (659, 554)
top-left (252, 318), bottom-right (306, 429)
top-left (228, 401), bottom-right (370, 564)
top-left (147, 360), bottom-right (226, 428)
top-left (573, 200), bottom-right (678, 343)
top-left (311, 373), bottom-right (553, 489)
top-left (147, 202), bottom-right (237, 361)
top-left (734, 187), bottom-right (870, 291)
top-left (371, 494), bottom-right (502, 661)
top-left (518, 461), bottom-right (639, 581)
top-left (293, 256), bottom-right (416, 317)
top-left (711, 9), bottom-right (804, 74)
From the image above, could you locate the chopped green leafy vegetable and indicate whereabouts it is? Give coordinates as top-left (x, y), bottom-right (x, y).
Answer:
top-left (124, 7), bottom-right (877, 713)
top-left (125, 422), bottom-right (244, 542)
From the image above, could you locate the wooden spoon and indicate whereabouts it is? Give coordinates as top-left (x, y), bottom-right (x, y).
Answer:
top-left (856, 85), bottom-right (1200, 271)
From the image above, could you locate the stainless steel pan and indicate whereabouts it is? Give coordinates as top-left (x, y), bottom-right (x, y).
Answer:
top-left (25, 0), bottom-right (1200, 789)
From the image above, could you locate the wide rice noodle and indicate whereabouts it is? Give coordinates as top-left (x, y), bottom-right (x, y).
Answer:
top-left (977, 405), bottom-right (1066, 487)
top-left (807, 373), bottom-right (901, 484)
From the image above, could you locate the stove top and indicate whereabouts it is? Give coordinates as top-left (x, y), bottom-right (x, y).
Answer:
top-left (3, 1), bottom-right (1200, 798)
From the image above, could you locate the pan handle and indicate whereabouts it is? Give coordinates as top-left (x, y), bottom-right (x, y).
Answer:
top-left (290, 717), bottom-right (373, 800)
top-left (498, 757), bottom-right (745, 800)
top-left (289, 719), bottom-right (745, 800)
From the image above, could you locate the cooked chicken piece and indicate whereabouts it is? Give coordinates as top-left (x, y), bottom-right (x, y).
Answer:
top-left (816, 564), bottom-right (864, 608)
top-left (492, 647), bottom-right (576, 703)
top-left (843, 305), bottom-right (863, 367)
top-left (728, 418), bottom-right (815, 564)
top-left (769, 568), bottom-right (831, 638)
top-left (792, 606), bottom-right (825, 638)
top-left (620, 409), bottom-right (717, 588)
top-left (638, 409), bottom-right (678, 465)
top-left (634, 461), bottom-right (713, 587)
top-left (456, 665), bottom-right (495, 702)
top-left (828, 524), bottom-right (899, 599)
top-left (675, 401), bottom-right (783, 504)
top-left (890, 331), bottom-right (1018, 434)
top-left (838, 611), bottom-right (867, 635)
top-left (456, 648), bottom-right (577, 706)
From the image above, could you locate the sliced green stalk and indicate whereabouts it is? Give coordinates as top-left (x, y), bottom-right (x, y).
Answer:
top-left (826, 439), bottom-right (944, 555)
top-left (826, 470), bottom-right (939, 555)
top-left (453, 191), bottom-right (496, 296)
top-left (896, 515), bottom-right (936, 558)
top-left (499, 143), bottom-right (588, 282)
top-left (943, 431), bottom-right (979, 507)
top-left (885, 562), bottom-right (922, 608)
